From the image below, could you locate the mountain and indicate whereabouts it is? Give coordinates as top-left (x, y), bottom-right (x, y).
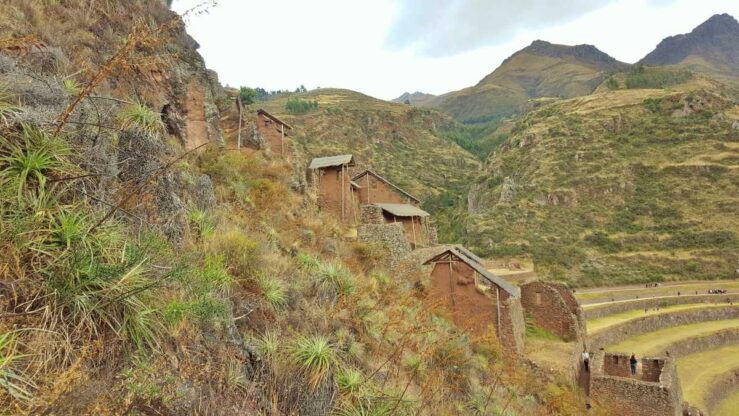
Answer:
top-left (256, 89), bottom-right (479, 202)
top-left (461, 77), bottom-right (739, 286)
top-left (422, 40), bottom-right (629, 123)
top-left (640, 13), bottom-right (739, 77)
top-left (392, 91), bottom-right (436, 106)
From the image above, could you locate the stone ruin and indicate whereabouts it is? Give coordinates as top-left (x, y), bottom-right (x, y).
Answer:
top-left (590, 352), bottom-right (683, 416)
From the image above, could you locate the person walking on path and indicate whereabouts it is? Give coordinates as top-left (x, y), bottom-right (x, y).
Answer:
top-left (630, 354), bottom-right (638, 376)
top-left (582, 350), bottom-right (590, 372)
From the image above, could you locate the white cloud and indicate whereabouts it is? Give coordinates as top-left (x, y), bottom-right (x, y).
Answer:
top-left (172, 0), bottom-right (739, 100)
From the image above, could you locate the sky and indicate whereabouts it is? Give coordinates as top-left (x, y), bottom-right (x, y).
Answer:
top-left (172, 0), bottom-right (739, 100)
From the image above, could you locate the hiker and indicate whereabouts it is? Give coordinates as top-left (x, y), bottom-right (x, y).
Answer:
top-left (677, 291), bottom-right (681, 296)
top-left (644, 307), bottom-right (648, 313)
top-left (630, 354), bottom-right (638, 376)
top-left (582, 350), bottom-right (590, 372)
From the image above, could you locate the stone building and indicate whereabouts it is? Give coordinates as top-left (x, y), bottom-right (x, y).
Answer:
top-left (256, 109), bottom-right (292, 157)
top-left (308, 154), bottom-right (357, 222)
top-left (520, 281), bottom-right (585, 342)
top-left (361, 204), bottom-right (430, 248)
top-left (590, 352), bottom-right (683, 416)
top-left (423, 246), bottom-right (525, 354)
top-left (351, 169), bottom-right (421, 207)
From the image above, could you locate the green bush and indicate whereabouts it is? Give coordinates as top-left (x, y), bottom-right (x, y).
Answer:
top-left (285, 97), bottom-right (319, 114)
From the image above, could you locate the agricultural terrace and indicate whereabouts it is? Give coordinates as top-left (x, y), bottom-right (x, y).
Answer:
top-left (575, 280), bottom-right (739, 305)
top-left (677, 345), bottom-right (739, 413)
top-left (586, 303), bottom-right (735, 333)
top-left (608, 319), bottom-right (739, 354)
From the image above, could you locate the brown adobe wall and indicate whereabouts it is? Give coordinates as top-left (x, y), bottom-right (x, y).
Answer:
top-left (387, 214), bottom-right (426, 249)
top-left (354, 173), bottom-right (418, 206)
top-left (313, 165), bottom-right (355, 222)
top-left (256, 112), bottom-right (291, 157)
top-left (428, 260), bottom-right (524, 354)
top-left (590, 352), bottom-right (683, 416)
top-left (520, 281), bottom-right (585, 341)
top-left (583, 294), bottom-right (739, 320)
top-left (589, 306), bottom-right (739, 349)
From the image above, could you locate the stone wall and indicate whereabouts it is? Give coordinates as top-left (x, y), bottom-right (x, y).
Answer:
top-left (520, 281), bottom-right (585, 341)
top-left (360, 205), bottom-right (385, 224)
top-left (357, 223), bottom-right (410, 268)
top-left (499, 294), bottom-right (525, 355)
top-left (590, 352), bottom-right (682, 416)
top-left (658, 328), bottom-right (739, 359)
top-left (589, 306), bottom-right (739, 349)
top-left (583, 294), bottom-right (739, 320)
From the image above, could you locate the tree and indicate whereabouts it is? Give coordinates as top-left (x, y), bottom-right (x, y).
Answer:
top-left (239, 87), bottom-right (257, 106)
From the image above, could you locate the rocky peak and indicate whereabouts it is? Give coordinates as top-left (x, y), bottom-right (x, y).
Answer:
top-left (507, 40), bottom-right (626, 70)
top-left (639, 13), bottom-right (739, 72)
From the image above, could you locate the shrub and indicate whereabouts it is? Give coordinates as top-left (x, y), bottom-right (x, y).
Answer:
top-left (206, 229), bottom-right (259, 278)
top-left (285, 97), bottom-right (318, 114)
top-left (290, 335), bottom-right (336, 389)
top-left (62, 79), bottom-right (82, 95)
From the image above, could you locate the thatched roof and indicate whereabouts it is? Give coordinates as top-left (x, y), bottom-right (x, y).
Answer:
top-left (308, 154), bottom-right (355, 169)
top-left (374, 203), bottom-right (429, 218)
top-left (424, 247), bottom-right (520, 297)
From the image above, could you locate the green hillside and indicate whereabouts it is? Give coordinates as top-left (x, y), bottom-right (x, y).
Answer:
top-left (257, 89), bottom-right (480, 203)
top-left (462, 76), bottom-right (739, 286)
top-left (422, 40), bottom-right (628, 123)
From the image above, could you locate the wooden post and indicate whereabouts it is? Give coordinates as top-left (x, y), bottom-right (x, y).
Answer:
top-left (236, 96), bottom-right (243, 149)
top-left (448, 259), bottom-right (455, 305)
top-left (496, 286), bottom-right (501, 338)
top-left (341, 165), bottom-right (345, 221)
top-left (280, 123), bottom-right (285, 156)
top-left (365, 173), bottom-right (370, 203)
top-left (410, 216), bottom-right (417, 248)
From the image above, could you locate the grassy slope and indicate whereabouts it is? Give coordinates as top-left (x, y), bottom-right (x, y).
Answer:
top-left (256, 89), bottom-right (480, 203)
top-left (607, 319), bottom-right (739, 353)
top-left (587, 304), bottom-right (735, 333)
top-left (464, 75), bottom-right (739, 286)
top-left (714, 389), bottom-right (739, 416)
top-left (677, 344), bottom-right (739, 411)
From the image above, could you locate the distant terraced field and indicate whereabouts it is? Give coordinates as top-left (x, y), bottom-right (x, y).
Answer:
top-left (607, 319), bottom-right (739, 354)
top-left (586, 303), bottom-right (734, 333)
top-left (677, 345), bottom-right (739, 413)
top-left (576, 280), bottom-right (739, 305)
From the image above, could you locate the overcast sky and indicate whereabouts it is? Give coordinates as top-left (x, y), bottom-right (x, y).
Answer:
top-left (172, 0), bottom-right (739, 100)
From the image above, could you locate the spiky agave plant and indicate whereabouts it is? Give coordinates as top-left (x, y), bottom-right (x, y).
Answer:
top-left (119, 101), bottom-right (163, 135)
top-left (336, 368), bottom-right (363, 396)
top-left (0, 125), bottom-right (67, 200)
top-left (290, 335), bottom-right (336, 389)
top-left (258, 276), bottom-right (287, 310)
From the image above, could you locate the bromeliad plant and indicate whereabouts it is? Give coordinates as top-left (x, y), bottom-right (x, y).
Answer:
top-left (290, 335), bottom-right (336, 389)
top-left (0, 124), bottom-right (69, 200)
